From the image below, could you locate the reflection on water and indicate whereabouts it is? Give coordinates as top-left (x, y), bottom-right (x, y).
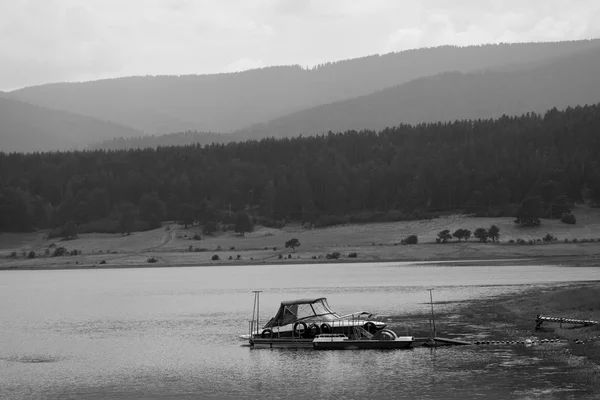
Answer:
top-left (1, 262), bottom-right (599, 399)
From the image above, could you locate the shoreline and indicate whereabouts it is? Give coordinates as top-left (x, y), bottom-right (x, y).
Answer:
top-left (434, 282), bottom-right (600, 394)
top-left (2, 251), bottom-right (600, 271)
top-left (3, 210), bottom-right (600, 271)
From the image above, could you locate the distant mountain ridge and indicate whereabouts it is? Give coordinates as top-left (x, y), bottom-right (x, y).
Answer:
top-left (10, 39), bottom-right (600, 137)
top-left (0, 97), bottom-right (142, 153)
top-left (235, 45), bottom-right (600, 139)
top-left (89, 131), bottom-right (230, 150)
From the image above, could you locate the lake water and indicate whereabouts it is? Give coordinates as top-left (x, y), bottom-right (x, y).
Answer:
top-left (1, 262), bottom-right (600, 400)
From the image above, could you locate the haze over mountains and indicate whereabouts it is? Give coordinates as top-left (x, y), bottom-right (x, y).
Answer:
top-left (238, 45), bottom-right (600, 139)
top-left (3, 39), bottom-right (600, 152)
top-left (0, 97), bottom-right (142, 153)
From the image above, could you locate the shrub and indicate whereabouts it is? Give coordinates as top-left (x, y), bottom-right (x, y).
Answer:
top-left (272, 247), bottom-right (277, 251)
top-left (52, 247), bottom-right (67, 257)
top-left (255, 216), bottom-right (286, 229)
top-left (9, 251), bottom-right (17, 258)
top-left (561, 214), bottom-right (576, 224)
top-left (517, 238), bottom-right (526, 245)
top-left (69, 249), bottom-right (80, 256)
top-left (27, 251), bottom-right (36, 259)
top-left (348, 252), bottom-right (358, 258)
top-left (326, 252), bottom-right (341, 259)
top-left (314, 214), bottom-right (350, 228)
top-left (543, 233), bottom-right (556, 242)
top-left (403, 235), bottom-right (418, 245)
top-left (230, 246), bottom-right (235, 250)
top-left (508, 239), bottom-right (515, 244)
top-left (99, 260), bottom-right (107, 265)
top-left (216, 245), bottom-right (222, 251)
top-left (228, 256), bottom-right (233, 260)
top-left (188, 245), bottom-right (193, 252)
top-left (211, 254), bottom-right (220, 261)
top-left (288, 254), bottom-right (292, 259)
top-left (573, 238), bottom-right (578, 243)
top-left (44, 248), bottom-right (50, 256)
top-left (278, 254), bottom-right (283, 259)
top-left (147, 257), bottom-right (158, 263)
top-left (193, 233), bottom-right (201, 240)
top-left (77, 218), bottom-right (120, 234)
top-left (565, 238), bottom-right (569, 243)
top-left (236, 255), bottom-right (241, 260)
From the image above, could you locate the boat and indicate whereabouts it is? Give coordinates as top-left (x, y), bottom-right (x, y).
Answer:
top-left (246, 292), bottom-right (398, 349)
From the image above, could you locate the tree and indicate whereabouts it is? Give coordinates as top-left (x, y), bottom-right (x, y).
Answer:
top-left (285, 238), bottom-right (300, 250)
top-left (203, 220), bottom-right (217, 235)
top-left (235, 211), bottom-right (254, 236)
top-left (62, 220), bottom-right (78, 240)
top-left (452, 229), bottom-right (465, 242)
top-left (514, 196), bottom-right (542, 227)
top-left (179, 203), bottom-right (195, 228)
top-left (474, 228), bottom-right (488, 243)
top-left (118, 202), bottom-right (136, 235)
top-left (139, 193), bottom-right (165, 222)
top-left (488, 225), bottom-right (500, 242)
top-left (463, 229), bottom-right (472, 241)
top-left (437, 229), bottom-right (452, 243)
top-left (148, 213), bottom-right (161, 230)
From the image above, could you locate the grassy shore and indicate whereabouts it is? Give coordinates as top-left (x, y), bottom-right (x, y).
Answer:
top-left (2, 205), bottom-right (600, 270)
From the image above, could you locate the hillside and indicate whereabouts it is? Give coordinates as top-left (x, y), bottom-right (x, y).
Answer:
top-left (88, 131), bottom-right (232, 150)
top-left (236, 46), bottom-right (600, 138)
top-left (9, 40), bottom-right (600, 136)
top-left (0, 98), bottom-right (142, 153)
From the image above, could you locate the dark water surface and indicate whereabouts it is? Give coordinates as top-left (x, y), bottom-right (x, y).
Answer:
top-left (1, 262), bottom-right (599, 399)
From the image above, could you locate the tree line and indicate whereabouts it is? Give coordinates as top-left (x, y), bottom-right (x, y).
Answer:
top-left (1, 104), bottom-right (600, 233)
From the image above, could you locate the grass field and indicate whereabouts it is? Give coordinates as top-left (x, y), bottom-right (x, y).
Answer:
top-left (2, 205), bottom-right (600, 269)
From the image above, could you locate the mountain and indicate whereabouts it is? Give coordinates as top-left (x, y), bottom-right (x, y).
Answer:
top-left (9, 40), bottom-right (600, 135)
top-left (0, 97), bottom-right (142, 153)
top-left (235, 45), bottom-right (600, 139)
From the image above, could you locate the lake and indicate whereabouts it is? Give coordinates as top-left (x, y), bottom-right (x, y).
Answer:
top-left (1, 262), bottom-right (599, 399)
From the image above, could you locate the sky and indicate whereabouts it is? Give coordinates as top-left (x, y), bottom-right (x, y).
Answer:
top-left (1, 0), bottom-right (599, 91)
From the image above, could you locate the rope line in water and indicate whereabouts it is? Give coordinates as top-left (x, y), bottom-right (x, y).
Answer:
top-left (473, 335), bottom-right (600, 345)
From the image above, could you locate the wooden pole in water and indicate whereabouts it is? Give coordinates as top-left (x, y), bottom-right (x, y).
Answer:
top-left (428, 289), bottom-right (436, 339)
top-left (252, 291), bottom-right (262, 335)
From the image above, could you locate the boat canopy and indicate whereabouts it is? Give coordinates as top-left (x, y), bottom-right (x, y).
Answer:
top-left (263, 297), bottom-right (340, 328)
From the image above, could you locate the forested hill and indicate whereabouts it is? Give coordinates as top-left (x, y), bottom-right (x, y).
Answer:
top-left (89, 131), bottom-right (231, 151)
top-left (1, 104), bottom-right (600, 232)
top-left (9, 40), bottom-right (600, 137)
top-left (236, 45), bottom-right (600, 139)
top-left (0, 97), bottom-right (143, 153)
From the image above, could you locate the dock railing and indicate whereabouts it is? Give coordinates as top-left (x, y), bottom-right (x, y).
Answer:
top-left (535, 314), bottom-right (598, 329)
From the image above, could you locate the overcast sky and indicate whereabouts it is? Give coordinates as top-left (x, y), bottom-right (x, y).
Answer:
top-left (1, 0), bottom-right (599, 91)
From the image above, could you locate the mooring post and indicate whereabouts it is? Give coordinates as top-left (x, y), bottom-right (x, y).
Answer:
top-left (428, 288), bottom-right (436, 339)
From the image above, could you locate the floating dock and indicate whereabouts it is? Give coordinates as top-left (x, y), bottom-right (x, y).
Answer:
top-left (415, 337), bottom-right (472, 347)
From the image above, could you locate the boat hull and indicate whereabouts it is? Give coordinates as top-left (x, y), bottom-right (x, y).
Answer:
top-left (250, 338), bottom-right (314, 349)
top-left (313, 339), bottom-right (413, 350)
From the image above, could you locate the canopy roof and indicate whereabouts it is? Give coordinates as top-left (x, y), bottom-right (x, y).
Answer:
top-left (280, 297), bottom-right (327, 306)
top-left (263, 297), bottom-right (340, 328)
